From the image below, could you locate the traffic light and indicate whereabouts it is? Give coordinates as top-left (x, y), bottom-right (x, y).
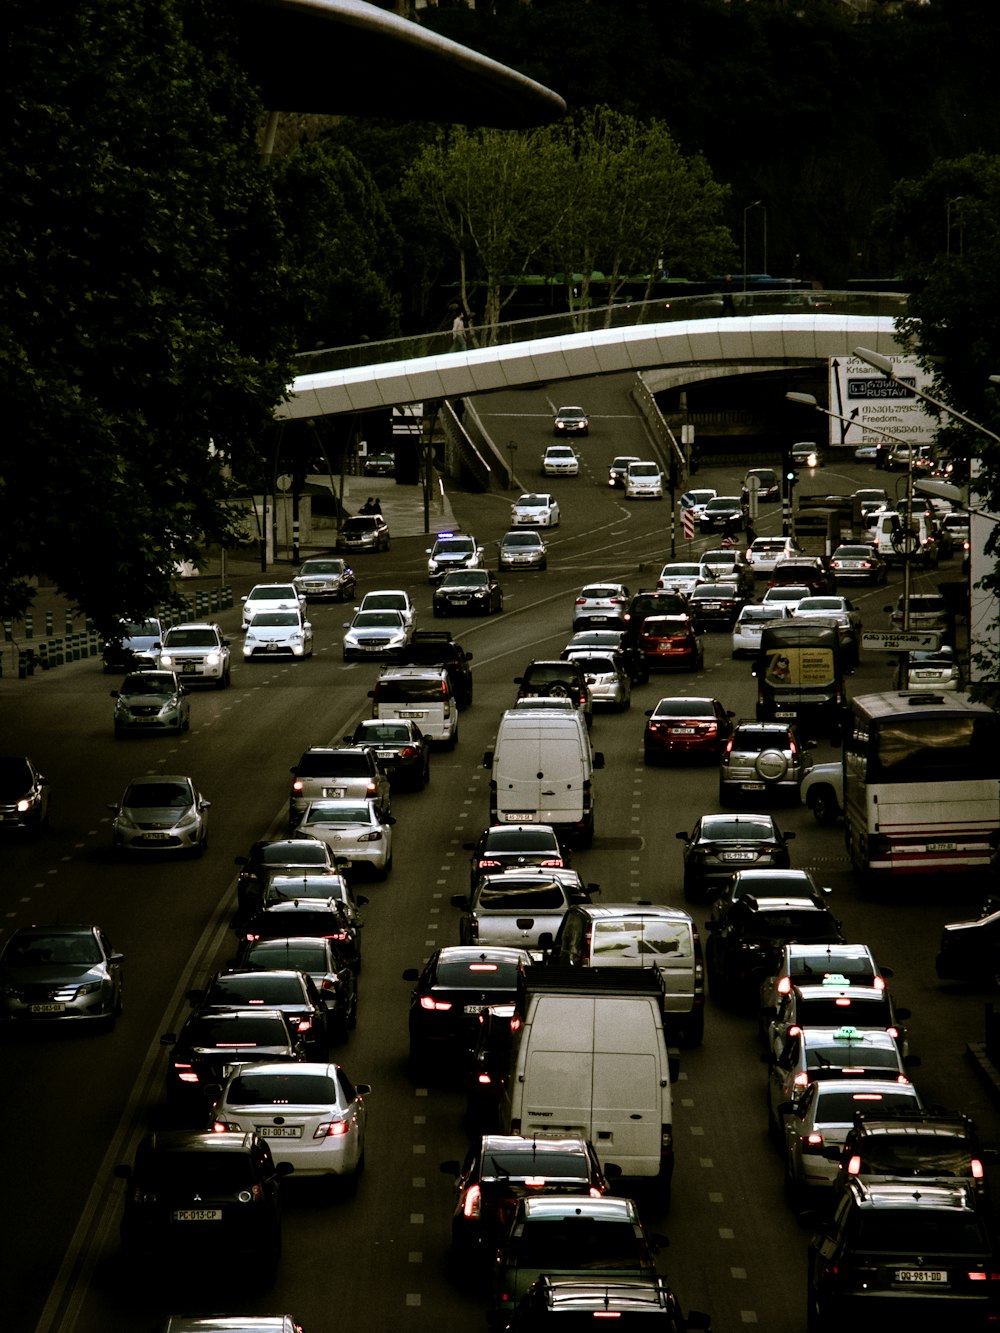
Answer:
top-left (785, 467), bottom-right (799, 493)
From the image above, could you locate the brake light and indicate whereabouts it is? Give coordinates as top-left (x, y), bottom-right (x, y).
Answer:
top-left (724, 737), bottom-right (734, 757)
top-left (400, 746), bottom-right (416, 758)
top-left (777, 976), bottom-right (791, 995)
top-left (789, 736), bottom-right (798, 760)
top-left (478, 859), bottom-right (501, 871)
top-left (477, 1073), bottom-right (492, 1085)
top-left (972, 1159), bottom-right (985, 1179)
top-left (316, 1121), bottom-right (348, 1138)
top-left (887, 1026), bottom-right (899, 1039)
top-left (788, 1025), bottom-right (802, 1037)
top-left (292, 780), bottom-right (304, 793)
top-left (846, 1154), bottom-right (861, 1175)
top-left (575, 598), bottom-right (587, 605)
top-left (366, 781), bottom-right (376, 796)
top-left (540, 857), bottom-right (564, 868)
top-left (793, 1072), bottom-right (809, 1087)
top-left (419, 996), bottom-right (452, 1011)
top-left (874, 976), bottom-right (886, 990)
top-left (835, 998), bottom-right (850, 1007)
top-left (174, 1063), bottom-right (198, 1084)
top-left (462, 1184), bottom-right (482, 1218)
top-left (807, 1133), bottom-right (824, 1146)
top-left (296, 1018), bottom-right (313, 1032)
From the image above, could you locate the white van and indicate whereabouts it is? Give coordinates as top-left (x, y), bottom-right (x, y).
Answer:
top-left (500, 967), bottom-right (675, 1191)
top-left (871, 511), bottom-right (939, 568)
top-left (368, 666), bottom-right (458, 748)
top-left (483, 708), bottom-right (603, 848)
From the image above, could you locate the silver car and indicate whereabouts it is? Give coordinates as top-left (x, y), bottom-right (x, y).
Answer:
top-left (563, 651), bottom-right (631, 712)
top-left (111, 670), bottom-right (190, 735)
top-left (0, 924), bottom-right (124, 1029)
top-left (292, 557), bottom-right (357, 602)
top-left (158, 622), bottom-right (232, 687)
top-left (108, 774), bottom-right (210, 856)
top-left (294, 798), bottom-right (395, 878)
top-left (498, 530), bottom-right (548, 571)
top-left (718, 722), bottom-right (812, 806)
top-left (572, 583), bottom-right (630, 628)
top-left (341, 609), bottom-right (411, 662)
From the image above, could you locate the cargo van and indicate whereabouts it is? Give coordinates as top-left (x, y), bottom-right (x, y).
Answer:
top-left (368, 666), bottom-right (458, 748)
top-left (483, 709), bottom-right (604, 848)
top-left (546, 904), bottom-right (704, 1046)
top-left (754, 619), bottom-right (847, 742)
top-left (871, 511), bottom-right (939, 568)
top-left (500, 967), bottom-right (675, 1192)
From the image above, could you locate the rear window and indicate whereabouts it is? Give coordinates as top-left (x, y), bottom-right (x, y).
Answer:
top-left (851, 1209), bottom-right (988, 1255)
top-left (516, 1220), bottom-right (644, 1270)
top-left (374, 679), bottom-right (446, 703)
top-left (481, 1151), bottom-right (589, 1183)
top-left (226, 1071), bottom-right (338, 1106)
top-left (652, 700), bottom-right (715, 717)
top-left (434, 957), bottom-right (523, 987)
top-left (476, 885), bottom-right (566, 911)
top-left (859, 1136), bottom-right (973, 1178)
top-left (140, 1153), bottom-right (255, 1191)
top-left (206, 975), bottom-right (301, 1004)
top-left (591, 918), bottom-right (692, 960)
top-left (813, 1089), bottom-right (920, 1123)
top-left (182, 1014), bottom-right (290, 1046)
top-left (796, 997), bottom-right (892, 1027)
top-left (733, 728), bottom-right (790, 751)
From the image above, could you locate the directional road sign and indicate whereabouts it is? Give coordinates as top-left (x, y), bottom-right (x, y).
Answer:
top-left (862, 630), bottom-right (942, 652)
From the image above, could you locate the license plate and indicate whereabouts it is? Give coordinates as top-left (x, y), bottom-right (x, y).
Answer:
top-left (590, 615), bottom-right (608, 622)
top-left (722, 851), bottom-right (755, 861)
top-left (376, 751), bottom-right (396, 759)
top-left (505, 813), bottom-right (534, 822)
top-left (451, 597), bottom-right (469, 605)
top-left (181, 663), bottom-right (197, 673)
top-left (894, 1269), bottom-right (947, 1285)
top-left (143, 832), bottom-right (170, 840)
top-left (265, 643), bottom-right (278, 651)
top-left (927, 842), bottom-right (956, 852)
top-left (399, 711), bottom-right (426, 718)
top-left (30, 1002), bottom-right (65, 1013)
top-left (671, 727), bottom-right (696, 734)
top-left (322, 787), bottom-right (345, 798)
top-left (775, 710), bottom-right (796, 719)
top-left (256, 1125), bottom-right (302, 1139)
top-left (914, 671), bottom-right (939, 679)
top-left (464, 1004), bottom-right (486, 1014)
top-left (741, 782), bottom-right (765, 791)
top-left (173, 1209), bottom-right (222, 1222)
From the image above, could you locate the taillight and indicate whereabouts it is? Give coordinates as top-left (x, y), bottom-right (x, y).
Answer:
top-left (174, 1063), bottom-right (198, 1084)
top-left (972, 1159), bottom-right (985, 1179)
top-left (400, 746), bottom-right (416, 758)
top-left (478, 858), bottom-right (501, 872)
top-left (788, 1025), bottom-right (802, 1037)
top-left (847, 1154), bottom-right (861, 1175)
top-left (292, 780), bottom-right (304, 793)
top-left (366, 781), bottom-right (376, 796)
top-left (419, 996), bottom-right (452, 1011)
top-left (462, 1184), bottom-right (482, 1218)
top-left (724, 738), bottom-right (734, 757)
top-left (575, 598), bottom-right (587, 605)
top-left (887, 1026), bottom-right (899, 1039)
top-left (807, 1132), bottom-right (824, 1146)
top-left (540, 857), bottom-right (564, 868)
top-left (316, 1121), bottom-right (349, 1138)
top-left (777, 976), bottom-right (791, 995)
top-left (296, 1018), bottom-right (313, 1033)
top-left (874, 976), bottom-right (886, 990)
top-left (793, 1072), bottom-right (809, 1088)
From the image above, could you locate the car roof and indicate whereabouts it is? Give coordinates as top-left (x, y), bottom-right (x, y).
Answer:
top-left (480, 1133), bottom-right (591, 1154)
top-left (433, 945), bottom-right (533, 965)
top-left (520, 1194), bottom-right (637, 1220)
top-left (570, 903), bottom-right (692, 925)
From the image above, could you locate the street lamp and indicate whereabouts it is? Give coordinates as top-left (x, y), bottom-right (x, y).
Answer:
top-left (742, 200), bottom-right (766, 293)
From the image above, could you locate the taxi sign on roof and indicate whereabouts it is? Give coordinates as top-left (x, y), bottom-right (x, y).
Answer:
top-left (821, 974), bottom-right (850, 986)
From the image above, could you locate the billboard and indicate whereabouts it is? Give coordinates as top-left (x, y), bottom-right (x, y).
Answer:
top-left (827, 353), bottom-right (937, 449)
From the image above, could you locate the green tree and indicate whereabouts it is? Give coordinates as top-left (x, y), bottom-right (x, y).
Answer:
top-left (0, 0), bottom-right (298, 631)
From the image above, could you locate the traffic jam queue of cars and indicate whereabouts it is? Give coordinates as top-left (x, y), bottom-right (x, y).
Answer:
top-left (5, 431), bottom-right (995, 1333)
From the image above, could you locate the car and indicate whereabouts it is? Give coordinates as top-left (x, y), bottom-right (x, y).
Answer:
top-left (114, 1130), bottom-right (288, 1278)
top-left (453, 868), bottom-right (594, 953)
top-left (806, 1178), bottom-right (1000, 1327)
top-left (768, 556), bottom-right (832, 595)
top-left (676, 813), bottom-right (795, 902)
top-left (792, 596), bottom-right (862, 663)
top-left (853, 440), bottom-right (879, 463)
top-left (161, 1009), bottom-right (306, 1114)
top-left (210, 1061), bottom-right (370, 1187)
top-left (403, 945), bottom-right (531, 1065)
top-left (562, 651), bottom-right (631, 711)
top-left (937, 901), bottom-right (1000, 987)
top-left (887, 592), bottom-right (949, 633)
top-left (341, 608), bottom-right (411, 662)
top-left (719, 721), bottom-right (812, 805)
top-left (896, 645), bottom-right (962, 691)
top-left (362, 451), bottom-right (395, 476)
top-left (158, 622), bottom-right (232, 687)
top-left (759, 943), bottom-right (889, 1025)
top-left (160, 1319), bottom-right (303, 1333)
top-left (234, 838), bottom-right (342, 922)
top-left (261, 875), bottom-right (366, 951)
top-left (0, 751), bottom-right (49, 831)
top-left (111, 670), bottom-right (190, 735)
top-left (542, 444), bottom-right (579, 476)
top-left (292, 557), bottom-right (357, 601)
top-left (511, 493), bottom-right (560, 527)
top-left (108, 774), bottom-right (210, 856)
top-left (514, 659), bottom-right (591, 722)
top-left (426, 531), bottom-right (483, 582)
top-left (561, 629), bottom-right (648, 685)
top-left (0, 923), bottom-right (124, 1029)
top-left (679, 487), bottom-right (717, 520)
top-left (834, 1112), bottom-right (994, 1200)
top-left (607, 455), bottom-right (641, 488)
top-left (240, 583), bottom-right (304, 630)
top-left (828, 544), bottom-right (888, 586)
top-left (887, 441), bottom-right (935, 474)
top-left (239, 901), bottom-right (360, 970)
top-left (699, 495), bottom-right (743, 532)
top-left (746, 536), bottom-right (803, 575)
top-left (769, 976), bottom-right (911, 1057)
top-left (761, 584), bottom-right (813, 615)
top-left (743, 466), bottom-right (780, 501)
top-left (288, 746), bottom-right (390, 830)
top-left (656, 562), bottom-right (704, 595)
top-left (342, 719), bottom-right (431, 791)
top-left (441, 1134), bottom-right (610, 1263)
top-left (621, 589), bottom-right (691, 646)
top-left (552, 405), bottom-right (589, 436)
top-left (791, 441), bottom-right (821, 467)
top-left (102, 617), bottom-right (164, 672)
top-left (704, 895), bottom-right (845, 1005)
top-left (731, 603), bottom-right (791, 658)
top-left (243, 608), bottom-right (313, 660)
top-left (291, 799), bottom-right (394, 879)
top-left (623, 460), bottom-right (663, 499)
top-left (433, 568), bottom-right (503, 617)
top-left (636, 615), bottom-right (703, 671)
top-left (498, 529), bottom-right (548, 571)
top-left (940, 509), bottom-right (970, 554)
top-left (698, 550), bottom-right (755, 595)
top-left (235, 934), bottom-right (358, 1039)
top-left (189, 968), bottom-right (329, 1055)
top-left (464, 1004), bottom-right (519, 1133)
top-left (336, 513), bottom-right (390, 552)
top-left (356, 589), bottom-right (416, 629)
top-left (463, 825), bottom-right (569, 890)
top-left (643, 696), bottom-right (735, 764)
top-left (687, 580), bottom-right (745, 629)
top-left (512, 1276), bottom-right (710, 1331)
top-left (571, 582), bottom-right (630, 628)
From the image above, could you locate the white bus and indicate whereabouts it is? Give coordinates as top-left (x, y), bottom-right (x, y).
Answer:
top-left (844, 691), bottom-right (1000, 881)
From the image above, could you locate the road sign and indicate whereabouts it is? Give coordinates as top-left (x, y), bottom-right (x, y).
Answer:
top-left (681, 491), bottom-right (698, 509)
top-left (682, 507), bottom-right (695, 540)
top-left (862, 630), bottom-right (942, 652)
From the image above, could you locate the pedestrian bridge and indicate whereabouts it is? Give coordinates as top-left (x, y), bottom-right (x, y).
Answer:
top-left (276, 291), bottom-right (909, 421)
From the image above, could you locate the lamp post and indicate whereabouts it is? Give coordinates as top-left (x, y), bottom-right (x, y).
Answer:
top-left (742, 200), bottom-right (766, 292)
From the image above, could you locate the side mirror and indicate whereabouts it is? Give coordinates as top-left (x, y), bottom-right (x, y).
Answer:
top-left (675, 831), bottom-right (688, 841)
top-left (110, 690), bottom-right (119, 698)
top-left (483, 750), bottom-right (494, 768)
top-left (593, 752), bottom-right (605, 770)
top-left (784, 831), bottom-right (796, 841)
top-left (385, 815), bottom-right (396, 826)
top-left (462, 842), bottom-right (475, 852)
top-left (451, 894), bottom-right (470, 910)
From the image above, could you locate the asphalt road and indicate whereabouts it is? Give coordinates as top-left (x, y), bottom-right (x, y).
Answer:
top-left (2, 372), bottom-right (996, 1333)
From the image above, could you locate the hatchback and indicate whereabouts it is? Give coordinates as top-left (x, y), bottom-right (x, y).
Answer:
top-left (896, 646), bottom-right (961, 691)
top-left (293, 799), bottom-right (395, 878)
top-left (498, 530), bottom-right (548, 571)
top-left (109, 774), bottom-right (210, 856)
top-left (719, 721), bottom-right (811, 805)
top-left (511, 493), bottom-right (560, 527)
top-left (572, 583), bottom-right (630, 628)
top-left (637, 616), bottom-right (703, 671)
top-left (676, 813), bottom-right (795, 901)
top-left (643, 696), bottom-right (734, 763)
top-left (243, 609), bottom-right (313, 660)
top-left (0, 923), bottom-right (124, 1029)
top-left (111, 671), bottom-right (190, 735)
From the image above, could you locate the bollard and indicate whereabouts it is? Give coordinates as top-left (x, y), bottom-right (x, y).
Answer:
top-left (25, 613), bottom-right (33, 640)
top-left (65, 610), bottom-right (74, 635)
top-left (37, 643), bottom-right (49, 670)
top-left (209, 588), bottom-right (219, 611)
top-left (3, 619), bottom-right (12, 641)
top-left (53, 637), bottom-right (64, 667)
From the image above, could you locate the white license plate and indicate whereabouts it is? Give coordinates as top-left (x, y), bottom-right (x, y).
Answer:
top-left (894, 1269), bottom-right (947, 1285)
top-left (256, 1125), bottom-right (302, 1139)
top-left (322, 787), bottom-right (345, 798)
top-left (464, 1004), bottom-right (486, 1014)
top-left (142, 832), bottom-right (170, 841)
top-left (30, 1002), bottom-right (65, 1013)
top-left (505, 813), bottom-right (534, 822)
top-left (376, 751), bottom-right (396, 759)
top-left (451, 597), bottom-right (469, 604)
top-left (181, 663), bottom-right (197, 673)
top-left (173, 1209), bottom-right (222, 1222)
top-left (927, 842), bottom-right (956, 852)
top-left (722, 851), bottom-right (755, 861)
top-left (775, 711), bottom-right (796, 719)
top-left (671, 727), bottom-right (696, 734)
top-left (741, 782), bottom-right (766, 791)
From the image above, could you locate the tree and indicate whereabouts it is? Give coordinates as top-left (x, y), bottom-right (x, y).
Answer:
top-left (0, 0), bottom-right (299, 632)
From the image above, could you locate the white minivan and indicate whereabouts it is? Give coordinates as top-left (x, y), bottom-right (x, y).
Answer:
top-left (483, 708), bottom-right (603, 848)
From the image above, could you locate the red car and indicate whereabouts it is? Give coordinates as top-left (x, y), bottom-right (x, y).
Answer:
top-left (638, 615), bottom-right (704, 672)
top-left (643, 696), bottom-right (735, 764)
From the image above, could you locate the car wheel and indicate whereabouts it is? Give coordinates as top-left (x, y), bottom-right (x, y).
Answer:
top-left (809, 785), bottom-right (840, 826)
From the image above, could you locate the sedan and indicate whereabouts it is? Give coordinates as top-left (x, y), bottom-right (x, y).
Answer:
top-left (511, 493), bottom-right (560, 527)
top-left (643, 697), bottom-right (734, 764)
top-left (828, 543), bottom-right (888, 586)
top-left (791, 441), bottom-right (821, 467)
top-left (343, 719), bottom-right (432, 790)
top-left (699, 496), bottom-right (743, 532)
top-left (236, 935), bottom-right (358, 1039)
top-left (433, 569), bottom-right (503, 617)
top-left (676, 813), bottom-right (795, 902)
top-left (0, 923), bottom-right (124, 1029)
top-left (234, 838), bottom-right (342, 923)
top-left (211, 1062), bottom-right (370, 1187)
top-left (243, 609), bottom-right (313, 660)
top-left (464, 824), bottom-right (567, 889)
top-left (572, 583), bottom-right (630, 628)
top-left (294, 799), bottom-right (395, 879)
top-left (108, 775), bottom-right (210, 856)
top-left (687, 581), bottom-right (745, 629)
top-left (761, 584), bottom-right (812, 614)
top-left (403, 945), bottom-right (531, 1065)
top-left (111, 671), bottom-right (190, 735)
top-left (731, 604), bottom-right (791, 658)
top-left (188, 969), bottom-right (330, 1057)
top-left (637, 615), bottom-right (703, 671)
top-left (292, 557), bottom-right (357, 602)
top-left (562, 652), bottom-right (631, 711)
top-left (553, 405), bottom-right (589, 436)
top-left (240, 583), bottom-right (304, 629)
top-left (0, 754), bottom-right (50, 835)
top-left (162, 1008), bottom-right (306, 1113)
top-left (542, 444), bottom-right (579, 476)
top-left (341, 609), bottom-right (411, 662)
top-left (656, 562), bottom-right (703, 595)
top-left (608, 455), bottom-right (640, 488)
top-left (356, 589), bottom-right (416, 630)
top-left (498, 530), bottom-right (547, 571)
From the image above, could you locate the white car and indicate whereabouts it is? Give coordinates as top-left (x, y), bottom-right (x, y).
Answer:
top-left (297, 798), bottom-right (395, 877)
top-left (341, 610), bottom-right (411, 662)
top-left (241, 583), bottom-right (305, 629)
top-left (793, 596), bottom-right (862, 638)
top-left (896, 646), bottom-right (962, 692)
top-left (731, 603), bottom-right (790, 658)
top-left (356, 589), bottom-right (417, 631)
top-left (656, 563), bottom-right (703, 595)
top-left (426, 532), bottom-right (482, 583)
top-left (511, 493), bottom-right (560, 527)
top-left (562, 651), bottom-right (631, 712)
top-left (624, 461), bottom-right (663, 499)
top-left (680, 487), bottom-right (717, 520)
top-left (746, 536), bottom-right (803, 575)
top-left (853, 441), bottom-right (878, 463)
top-left (243, 609), bottom-right (314, 660)
top-left (211, 1061), bottom-right (369, 1183)
top-left (542, 444), bottom-right (579, 476)
top-left (572, 582), bottom-right (630, 628)
top-left (108, 774), bottom-right (210, 856)
top-left (762, 585), bottom-right (813, 614)
top-left (158, 622), bottom-right (232, 687)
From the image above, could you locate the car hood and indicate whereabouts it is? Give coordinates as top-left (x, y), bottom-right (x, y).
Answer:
top-left (2, 963), bottom-right (106, 985)
top-left (120, 804), bottom-right (196, 825)
top-left (247, 624), bottom-right (302, 640)
top-left (119, 690), bottom-right (176, 705)
top-left (440, 578), bottom-right (488, 591)
top-left (347, 625), bottom-right (405, 641)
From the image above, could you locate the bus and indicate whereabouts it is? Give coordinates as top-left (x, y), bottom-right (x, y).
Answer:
top-left (844, 691), bottom-right (1000, 881)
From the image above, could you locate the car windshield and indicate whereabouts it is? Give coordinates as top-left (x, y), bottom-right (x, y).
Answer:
top-left (121, 673), bottom-right (175, 694)
top-left (5, 932), bottom-right (101, 965)
top-left (162, 629), bottom-right (217, 647)
top-left (251, 612), bottom-right (299, 627)
top-left (433, 540), bottom-right (473, 555)
top-left (353, 612), bottom-right (404, 628)
top-left (123, 782), bottom-right (191, 808)
top-left (629, 465), bottom-right (658, 478)
top-left (581, 587), bottom-right (621, 599)
top-left (249, 587), bottom-right (295, 599)
top-left (226, 1071), bottom-right (338, 1106)
top-left (733, 729), bottom-right (792, 751)
top-left (343, 518), bottom-right (379, 533)
top-left (442, 571), bottom-right (488, 587)
top-left (363, 595), bottom-right (406, 610)
top-left (300, 561), bottom-right (343, 575)
top-left (503, 534), bottom-right (540, 548)
top-left (121, 620), bottom-right (160, 636)
top-left (517, 495), bottom-right (548, 507)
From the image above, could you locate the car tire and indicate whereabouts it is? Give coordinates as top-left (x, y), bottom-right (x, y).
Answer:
top-left (809, 786), bottom-right (840, 826)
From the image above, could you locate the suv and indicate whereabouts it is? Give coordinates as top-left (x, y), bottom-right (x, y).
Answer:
top-left (288, 747), bottom-right (389, 831)
top-left (514, 660), bottom-right (591, 724)
top-left (834, 1112), bottom-right (993, 1199)
top-left (399, 630), bottom-right (474, 709)
top-left (114, 1130), bottom-right (287, 1278)
top-left (337, 513), bottom-right (390, 552)
top-left (426, 531), bottom-right (482, 583)
top-left (704, 895), bottom-right (845, 1005)
top-left (452, 868), bottom-right (593, 952)
top-left (158, 623), bottom-right (231, 687)
top-left (719, 721), bottom-right (812, 805)
top-left (621, 590), bottom-right (690, 646)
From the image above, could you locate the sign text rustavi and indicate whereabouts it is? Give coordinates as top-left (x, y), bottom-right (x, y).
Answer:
top-left (827, 355), bottom-right (937, 449)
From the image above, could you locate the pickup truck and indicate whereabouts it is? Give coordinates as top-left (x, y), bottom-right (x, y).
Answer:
top-left (451, 869), bottom-right (597, 956)
top-left (800, 760), bottom-right (843, 826)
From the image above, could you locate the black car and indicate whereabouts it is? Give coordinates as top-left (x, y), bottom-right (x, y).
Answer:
top-left (234, 838), bottom-right (342, 921)
top-left (465, 1004), bottom-right (517, 1133)
top-left (699, 495), bottom-right (744, 533)
top-left (937, 901), bottom-right (1000, 987)
top-left (114, 1130), bottom-right (288, 1280)
top-left (560, 629), bottom-right (648, 685)
top-left (234, 935), bottom-right (358, 1040)
top-left (767, 556), bottom-right (832, 595)
top-left (620, 590), bottom-right (690, 646)
top-left (704, 894), bottom-right (844, 1005)
top-left (262, 874), bottom-right (366, 961)
top-left (514, 660), bottom-right (590, 719)
top-left (343, 718), bottom-right (432, 791)
top-left (362, 451), bottom-right (395, 477)
top-left (433, 568), bottom-right (503, 617)
top-left (161, 1009), bottom-right (306, 1114)
top-left (403, 945), bottom-right (531, 1066)
top-left (687, 581), bottom-right (745, 629)
top-left (187, 969), bottom-right (330, 1057)
top-left (834, 1111), bottom-right (994, 1202)
top-left (0, 755), bottom-right (50, 835)
top-left (676, 813), bottom-right (795, 902)
top-left (513, 1277), bottom-right (710, 1331)
top-left (463, 825), bottom-right (569, 890)
top-left (239, 899), bottom-right (360, 964)
top-left (399, 630), bottom-right (474, 709)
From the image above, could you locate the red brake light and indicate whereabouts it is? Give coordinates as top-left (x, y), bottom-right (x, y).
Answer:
top-left (847, 1154), bottom-right (861, 1175)
top-left (366, 781), bottom-right (376, 795)
top-left (419, 995), bottom-right (453, 1011)
top-left (972, 1159), bottom-right (985, 1179)
top-left (777, 976), bottom-right (791, 995)
top-left (807, 1133), bottom-right (824, 1146)
top-left (874, 976), bottom-right (886, 990)
top-left (793, 1072), bottom-right (808, 1087)
top-left (887, 1026), bottom-right (899, 1039)
top-left (317, 1121), bottom-right (348, 1138)
top-left (292, 780), bottom-right (304, 793)
top-left (540, 857), bottom-right (564, 868)
top-left (462, 1184), bottom-right (481, 1218)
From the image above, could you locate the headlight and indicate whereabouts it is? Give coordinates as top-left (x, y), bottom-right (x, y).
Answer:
top-left (75, 981), bottom-right (103, 997)
top-left (205, 652), bottom-right (221, 666)
top-left (160, 654), bottom-right (174, 667)
top-left (174, 811), bottom-right (200, 830)
top-left (158, 701), bottom-right (177, 716)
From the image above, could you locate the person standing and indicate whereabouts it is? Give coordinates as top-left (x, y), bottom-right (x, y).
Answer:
top-left (451, 309), bottom-right (467, 351)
